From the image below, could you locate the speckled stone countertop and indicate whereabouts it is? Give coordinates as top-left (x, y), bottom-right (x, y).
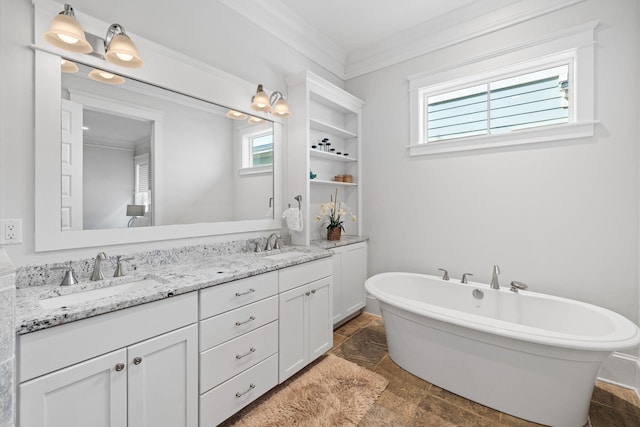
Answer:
top-left (15, 245), bottom-right (332, 335)
top-left (310, 235), bottom-right (368, 249)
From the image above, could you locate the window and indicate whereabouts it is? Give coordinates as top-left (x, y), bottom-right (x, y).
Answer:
top-left (427, 66), bottom-right (569, 142)
top-left (134, 153), bottom-right (150, 209)
top-left (240, 127), bottom-right (274, 175)
top-left (408, 23), bottom-right (596, 156)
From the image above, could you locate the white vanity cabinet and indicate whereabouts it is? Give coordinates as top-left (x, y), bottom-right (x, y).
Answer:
top-left (198, 272), bottom-right (279, 427)
top-left (278, 258), bottom-right (333, 383)
top-left (18, 293), bottom-right (198, 427)
top-left (331, 241), bottom-right (368, 326)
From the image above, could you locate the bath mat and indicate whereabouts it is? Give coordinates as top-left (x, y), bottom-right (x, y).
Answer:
top-left (222, 354), bottom-right (388, 426)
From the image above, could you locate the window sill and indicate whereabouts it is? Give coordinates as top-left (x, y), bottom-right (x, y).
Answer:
top-left (408, 121), bottom-right (597, 157)
top-left (239, 165), bottom-right (273, 176)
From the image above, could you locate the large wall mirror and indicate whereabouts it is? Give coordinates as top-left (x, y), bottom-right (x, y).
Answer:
top-left (61, 62), bottom-right (275, 231)
top-left (35, 49), bottom-right (283, 251)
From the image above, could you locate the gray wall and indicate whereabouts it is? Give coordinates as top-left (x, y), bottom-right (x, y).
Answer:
top-left (0, 250), bottom-right (15, 427)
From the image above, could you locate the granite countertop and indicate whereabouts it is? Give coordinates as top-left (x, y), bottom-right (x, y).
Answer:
top-left (310, 235), bottom-right (368, 249)
top-left (15, 246), bottom-right (332, 335)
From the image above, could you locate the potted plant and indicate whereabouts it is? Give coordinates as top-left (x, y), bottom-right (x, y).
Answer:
top-left (316, 188), bottom-right (356, 241)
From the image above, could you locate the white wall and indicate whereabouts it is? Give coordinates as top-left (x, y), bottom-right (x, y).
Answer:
top-left (83, 145), bottom-right (134, 230)
top-left (346, 0), bottom-right (640, 332)
top-left (0, 0), bottom-right (336, 266)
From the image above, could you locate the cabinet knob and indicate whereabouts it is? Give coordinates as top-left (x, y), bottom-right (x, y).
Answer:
top-left (133, 357), bottom-right (143, 365)
top-left (115, 363), bottom-right (125, 372)
top-left (311, 289), bottom-right (316, 294)
top-left (305, 291), bottom-right (310, 296)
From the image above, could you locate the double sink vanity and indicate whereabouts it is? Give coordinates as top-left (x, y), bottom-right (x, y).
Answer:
top-left (14, 237), bottom-right (367, 427)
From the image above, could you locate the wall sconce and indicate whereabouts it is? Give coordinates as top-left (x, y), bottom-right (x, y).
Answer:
top-left (43, 4), bottom-right (92, 53)
top-left (43, 4), bottom-right (144, 68)
top-left (104, 24), bottom-right (144, 68)
top-left (88, 68), bottom-right (125, 85)
top-left (250, 84), bottom-right (291, 117)
top-left (60, 59), bottom-right (79, 73)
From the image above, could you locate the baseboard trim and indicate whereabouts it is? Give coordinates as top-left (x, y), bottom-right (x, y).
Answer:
top-left (598, 352), bottom-right (640, 399)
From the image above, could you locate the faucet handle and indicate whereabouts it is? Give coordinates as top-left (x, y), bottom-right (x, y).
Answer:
top-left (113, 256), bottom-right (134, 277)
top-left (510, 281), bottom-right (529, 293)
top-left (438, 268), bottom-right (449, 281)
top-left (51, 266), bottom-right (79, 286)
top-left (461, 273), bottom-right (473, 284)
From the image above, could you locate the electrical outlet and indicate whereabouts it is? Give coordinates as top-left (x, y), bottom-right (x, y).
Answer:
top-left (0, 219), bottom-right (23, 244)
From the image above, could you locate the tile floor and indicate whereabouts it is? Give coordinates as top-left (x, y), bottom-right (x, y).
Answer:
top-left (330, 312), bottom-right (640, 427)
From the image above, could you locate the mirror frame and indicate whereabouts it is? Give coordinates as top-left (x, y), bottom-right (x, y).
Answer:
top-left (33, 0), bottom-right (283, 251)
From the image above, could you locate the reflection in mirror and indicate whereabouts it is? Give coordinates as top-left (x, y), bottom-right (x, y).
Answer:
top-left (60, 61), bottom-right (274, 231)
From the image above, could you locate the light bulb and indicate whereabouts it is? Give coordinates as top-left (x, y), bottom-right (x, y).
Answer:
top-left (116, 52), bottom-right (133, 61)
top-left (57, 34), bottom-right (79, 44)
top-left (99, 71), bottom-right (115, 79)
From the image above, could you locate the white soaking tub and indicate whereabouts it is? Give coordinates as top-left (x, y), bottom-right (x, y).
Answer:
top-left (365, 272), bottom-right (640, 427)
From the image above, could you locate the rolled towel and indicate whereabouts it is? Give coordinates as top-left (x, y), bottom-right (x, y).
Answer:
top-left (282, 207), bottom-right (303, 232)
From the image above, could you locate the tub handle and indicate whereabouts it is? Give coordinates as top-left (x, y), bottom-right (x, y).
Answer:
top-left (510, 281), bottom-right (529, 293)
top-left (461, 273), bottom-right (473, 284)
top-left (438, 268), bottom-right (450, 281)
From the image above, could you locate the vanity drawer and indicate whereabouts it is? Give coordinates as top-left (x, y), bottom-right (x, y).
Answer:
top-left (200, 296), bottom-right (278, 350)
top-left (200, 320), bottom-right (278, 393)
top-left (200, 271), bottom-right (278, 319)
top-left (200, 354), bottom-right (278, 427)
top-left (279, 258), bottom-right (332, 293)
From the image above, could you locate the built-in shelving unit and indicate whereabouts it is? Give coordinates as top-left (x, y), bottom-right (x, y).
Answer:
top-left (286, 71), bottom-right (364, 245)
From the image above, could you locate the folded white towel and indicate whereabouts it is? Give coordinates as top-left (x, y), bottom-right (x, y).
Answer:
top-left (282, 207), bottom-right (303, 232)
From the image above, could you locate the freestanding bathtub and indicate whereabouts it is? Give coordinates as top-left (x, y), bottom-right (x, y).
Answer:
top-left (365, 272), bottom-right (640, 427)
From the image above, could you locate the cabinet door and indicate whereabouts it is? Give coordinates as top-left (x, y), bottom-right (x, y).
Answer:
top-left (332, 250), bottom-right (344, 324)
top-left (19, 349), bottom-right (127, 427)
top-left (341, 243), bottom-right (367, 316)
top-left (128, 324), bottom-right (198, 427)
top-left (278, 285), bottom-right (309, 383)
top-left (308, 277), bottom-right (333, 362)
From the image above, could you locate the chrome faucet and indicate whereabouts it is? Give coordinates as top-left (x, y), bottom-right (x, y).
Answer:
top-left (490, 265), bottom-right (500, 289)
top-left (461, 273), bottom-right (473, 284)
top-left (265, 233), bottom-right (281, 251)
top-left (91, 252), bottom-right (109, 281)
top-left (438, 268), bottom-right (449, 281)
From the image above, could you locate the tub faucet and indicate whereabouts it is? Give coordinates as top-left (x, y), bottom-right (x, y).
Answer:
top-left (91, 252), bottom-right (109, 281)
top-left (490, 265), bottom-right (500, 289)
top-left (461, 273), bottom-right (473, 284)
top-left (438, 268), bottom-right (449, 281)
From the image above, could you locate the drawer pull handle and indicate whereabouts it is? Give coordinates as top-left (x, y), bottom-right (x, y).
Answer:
top-left (236, 347), bottom-right (256, 360)
top-left (235, 288), bottom-right (256, 297)
top-left (133, 357), bottom-right (143, 365)
top-left (235, 316), bottom-right (256, 326)
top-left (115, 363), bottom-right (125, 372)
top-left (235, 383), bottom-right (256, 398)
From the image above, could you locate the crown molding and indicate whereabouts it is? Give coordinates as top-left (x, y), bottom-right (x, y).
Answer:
top-left (218, 0), bottom-right (347, 79)
top-left (345, 0), bottom-right (586, 79)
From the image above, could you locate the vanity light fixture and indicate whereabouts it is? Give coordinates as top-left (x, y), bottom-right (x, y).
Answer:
top-left (104, 24), bottom-right (144, 68)
top-left (248, 116), bottom-right (265, 125)
top-left (43, 4), bottom-right (93, 53)
top-left (60, 58), bottom-right (79, 73)
top-left (88, 68), bottom-right (126, 85)
top-left (226, 110), bottom-right (248, 120)
top-left (250, 84), bottom-right (292, 117)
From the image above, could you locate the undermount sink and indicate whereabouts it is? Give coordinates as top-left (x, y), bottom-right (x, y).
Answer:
top-left (262, 251), bottom-right (305, 261)
top-left (39, 276), bottom-right (166, 310)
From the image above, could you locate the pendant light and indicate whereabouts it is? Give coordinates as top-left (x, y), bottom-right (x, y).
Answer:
top-left (43, 4), bottom-right (92, 53)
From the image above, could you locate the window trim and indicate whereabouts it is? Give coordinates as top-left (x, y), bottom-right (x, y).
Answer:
top-left (408, 23), bottom-right (597, 156)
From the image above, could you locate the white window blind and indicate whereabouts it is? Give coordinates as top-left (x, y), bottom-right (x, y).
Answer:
top-left (426, 65), bottom-right (569, 142)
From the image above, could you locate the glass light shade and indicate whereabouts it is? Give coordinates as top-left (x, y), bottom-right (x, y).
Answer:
top-left (226, 110), bottom-right (248, 120)
top-left (88, 68), bottom-right (125, 85)
top-left (43, 14), bottom-right (93, 53)
top-left (251, 89), bottom-right (271, 112)
top-left (248, 116), bottom-right (265, 124)
top-left (60, 59), bottom-right (79, 73)
top-left (272, 98), bottom-right (292, 117)
top-left (104, 34), bottom-right (144, 68)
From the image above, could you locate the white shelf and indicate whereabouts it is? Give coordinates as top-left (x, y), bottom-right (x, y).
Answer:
top-left (310, 179), bottom-right (357, 187)
top-left (310, 118), bottom-right (357, 139)
top-left (310, 150), bottom-right (357, 162)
